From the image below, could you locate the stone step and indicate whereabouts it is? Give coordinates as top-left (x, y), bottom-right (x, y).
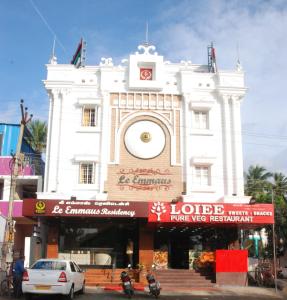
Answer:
top-left (156, 277), bottom-right (213, 282)
top-left (155, 273), bottom-right (210, 278)
top-left (160, 283), bottom-right (214, 288)
top-left (153, 269), bottom-right (214, 288)
top-left (155, 269), bottom-right (211, 273)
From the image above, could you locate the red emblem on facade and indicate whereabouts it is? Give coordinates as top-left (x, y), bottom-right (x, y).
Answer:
top-left (140, 68), bottom-right (152, 80)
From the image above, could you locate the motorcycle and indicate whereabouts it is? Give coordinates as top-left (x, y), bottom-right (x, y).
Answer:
top-left (120, 271), bottom-right (134, 298)
top-left (146, 273), bottom-right (161, 298)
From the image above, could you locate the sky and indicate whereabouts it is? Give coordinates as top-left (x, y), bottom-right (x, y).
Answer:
top-left (0, 0), bottom-right (287, 175)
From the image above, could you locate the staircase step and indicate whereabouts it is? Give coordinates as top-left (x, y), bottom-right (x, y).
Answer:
top-left (153, 269), bottom-right (214, 288)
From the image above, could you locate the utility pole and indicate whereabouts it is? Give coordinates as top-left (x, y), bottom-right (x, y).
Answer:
top-left (271, 188), bottom-right (278, 293)
top-left (4, 99), bottom-right (32, 267)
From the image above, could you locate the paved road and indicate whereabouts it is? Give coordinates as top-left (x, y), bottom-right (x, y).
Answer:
top-left (0, 286), bottom-right (285, 300)
top-left (2, 292), bottom-right (282, 300)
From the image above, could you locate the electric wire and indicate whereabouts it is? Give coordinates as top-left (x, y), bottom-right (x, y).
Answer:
top-left (29, 0), bottom-right (67, 53)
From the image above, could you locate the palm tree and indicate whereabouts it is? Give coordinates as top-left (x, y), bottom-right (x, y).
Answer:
top-left (272, 172), bottom-right (287, 198)
top-left (27, 120), bottom-right (47, 176)
top-left (244, 165), bottom-right (272, 197)
top-left (27, 119), bottom-right (47, 154)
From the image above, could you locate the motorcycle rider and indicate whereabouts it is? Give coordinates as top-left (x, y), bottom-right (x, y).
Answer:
top-left (120, 268), bottom-right (134, 298)
top-left (146, 269), bottom-right (161, 298)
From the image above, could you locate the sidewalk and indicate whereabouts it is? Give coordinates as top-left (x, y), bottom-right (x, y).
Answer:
top-left (85, 284), bottom-right (286, 298)
top-left (0, 285), bottom-right (285, 299)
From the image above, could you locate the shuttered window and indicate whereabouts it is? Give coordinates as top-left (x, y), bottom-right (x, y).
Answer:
top-left (79, 163), bottom-right (94, 184)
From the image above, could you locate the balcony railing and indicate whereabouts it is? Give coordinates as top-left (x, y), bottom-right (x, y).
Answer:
top-left (0, 155), bottom-right (43, 176)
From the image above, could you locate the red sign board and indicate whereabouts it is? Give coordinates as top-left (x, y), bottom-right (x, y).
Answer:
top-left (148, 202), bottom-right (274, 224)
top-left (216, 250), bottom-right (248, 272)
top-left (23, 199), bottom-right (148, 218)
top-left (140, 68), bottom-right (152, 80)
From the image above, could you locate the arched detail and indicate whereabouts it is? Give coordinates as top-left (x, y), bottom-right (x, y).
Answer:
top-left (114, 111), bottom-right (175, 164)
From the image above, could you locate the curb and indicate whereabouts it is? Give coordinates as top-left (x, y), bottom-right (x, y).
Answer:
top-left (85, 286), bottom-right (284, 298)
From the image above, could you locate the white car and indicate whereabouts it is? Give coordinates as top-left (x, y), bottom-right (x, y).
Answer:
top-left (22, 259), bottom-right (85, 300)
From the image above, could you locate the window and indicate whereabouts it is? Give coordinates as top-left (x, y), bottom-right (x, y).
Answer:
top-left (194, 166), bottom-right (210, 186)
top-left (193, 111), bottom-right (208, 129)
top-left (73, 262), bottom-right (82, 272)
top-left (31, 260), bottom-right (66, 270)
top-left (70, 262), bottom-right (76, 272)
top-left (79, 163), bottom-right (94, 184)
top-left (82, 106), bottom-right (97, 127)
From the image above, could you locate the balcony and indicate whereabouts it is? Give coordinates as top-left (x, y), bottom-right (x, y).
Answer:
top-left (0, 155), bottom-right (44, 176)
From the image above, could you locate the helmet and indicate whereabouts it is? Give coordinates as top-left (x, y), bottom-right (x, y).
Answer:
top-left (146, 274), bottom-right (154, 281)
top-left (120, 271), bottom-right (128, 279)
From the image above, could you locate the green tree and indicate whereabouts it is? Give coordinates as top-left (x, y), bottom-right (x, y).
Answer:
top-left (245, 167), bottom-right (287, 258)
top-left (244, 165), bottom-right (272, 198)
top-left (272, 172), bottom-right (287, 198)
top-left (27, 119), bottom-right (47, 176)
top-left (27, 119), bottom-right (47, 153)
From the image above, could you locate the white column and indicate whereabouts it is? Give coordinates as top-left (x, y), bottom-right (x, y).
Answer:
top-left (3, 177), bottom-right (11, 201)
top-left (24, 237), bottom-right (31, 268)
top-left (99, 92), bottom-right (110, 194)
top-left (43, 93), bottom-right (54, 192)
top-left (231, 96), bottom-right (244, 196)
top-left (222, 95), bottom-right (233, 196)
top-left (36, 176), bottom-right (43, 193)
top-left (46, 89), bottom-right (63, 192)
top-left (182, 94), bottom-right (191, 194)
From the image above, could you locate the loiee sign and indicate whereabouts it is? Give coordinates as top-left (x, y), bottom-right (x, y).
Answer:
top-left (148, 202), bottom-right (274, 224)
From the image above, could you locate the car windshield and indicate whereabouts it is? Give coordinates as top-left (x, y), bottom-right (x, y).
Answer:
top-left (31, 261), bottom-right (66, 270)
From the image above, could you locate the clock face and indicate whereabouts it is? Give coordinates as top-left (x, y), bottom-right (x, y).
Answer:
top-left (140, 68), bottom-right (152, 80)
top-left (124, 121), bottom-right (165, 159)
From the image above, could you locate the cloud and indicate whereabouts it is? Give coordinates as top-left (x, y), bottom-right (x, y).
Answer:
top-left (153, 0), bottom-right (287, 172)
top-left (0, 102), bottom-right (21, 124)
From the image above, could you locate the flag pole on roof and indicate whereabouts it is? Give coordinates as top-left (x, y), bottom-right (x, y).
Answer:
top-left (71, 38), bottom-right (86, 68)
top-left (207, 42), bottom-right (217, 73)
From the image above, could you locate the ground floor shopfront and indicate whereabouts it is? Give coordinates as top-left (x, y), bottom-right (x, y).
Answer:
top-left (22, 199), bottom-right (274, 284)
top-left (37, 218), bottom-right (240, 269)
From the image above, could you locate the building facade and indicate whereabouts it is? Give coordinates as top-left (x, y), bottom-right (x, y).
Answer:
top-left (22, 43), bottom-right (274, 281)
top-left (0, 123), bottom-right (43, 262)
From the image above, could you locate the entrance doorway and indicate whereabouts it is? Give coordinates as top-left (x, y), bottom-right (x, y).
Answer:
top-left (154, 226), bottom-right (238, 270)
top-left (169, 232), bottom-right (189, 269)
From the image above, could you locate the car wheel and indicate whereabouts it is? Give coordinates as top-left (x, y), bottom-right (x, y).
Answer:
top-left (79, 281), bottom-right (85, 294)
top-left (66, 285), bottom-right (74, 300)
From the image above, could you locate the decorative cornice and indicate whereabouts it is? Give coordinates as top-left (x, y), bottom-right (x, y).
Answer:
top-left (100, 57), bottom-right (113, 66)
top-left (135, 44), bottom-right (158, 56)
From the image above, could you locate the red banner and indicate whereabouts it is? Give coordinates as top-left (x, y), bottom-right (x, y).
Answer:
top-left (148, 202), bottom-right (274, 224)
top-left (216, 250), bottom-right (248, 272)
top-left (23, 199), bottom-right (148, 218)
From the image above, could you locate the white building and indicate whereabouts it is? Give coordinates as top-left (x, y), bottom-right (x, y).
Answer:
top-left (39, 43), bottom-right (248, 204)
top-left (22, 42), bottom-right (275, 285)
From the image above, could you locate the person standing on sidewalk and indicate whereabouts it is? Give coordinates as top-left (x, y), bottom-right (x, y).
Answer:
top-left (13, 255), bottom-right (25, 298)
top-left (126, 239), bottom-right (134, 268)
